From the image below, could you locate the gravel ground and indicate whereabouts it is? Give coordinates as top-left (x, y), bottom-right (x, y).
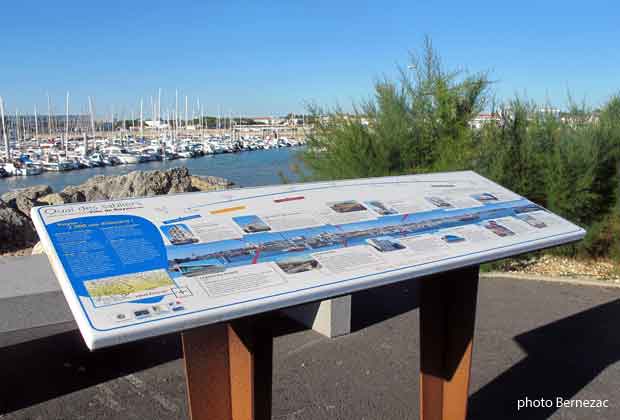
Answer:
top-left (504, 255), bottom-right (620, 282)
top-left (2, 276), bottom-right (620, 420)
top-left (0, 247), bottom-right (33, 257)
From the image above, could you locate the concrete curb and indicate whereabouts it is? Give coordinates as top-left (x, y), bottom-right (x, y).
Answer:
top-left (481, 271), bottom-right (620, 289)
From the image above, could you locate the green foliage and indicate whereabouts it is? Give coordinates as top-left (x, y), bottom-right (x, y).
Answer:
top-left (546, 127), bottom-right (617, 225)
top-left (476, 99), bottom-right (553, 205)
top-left (299, 39), bottom-right (620, 261)
top-left (300, 37), bottom-right (491, 180)
top-left (482, 101), bottom-right (620, 261)
top-left (579, 213), bottom-right (620, 260)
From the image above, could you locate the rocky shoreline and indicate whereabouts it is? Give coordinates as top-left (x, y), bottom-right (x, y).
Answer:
top-left (0, 167), bottom-right (234, 255)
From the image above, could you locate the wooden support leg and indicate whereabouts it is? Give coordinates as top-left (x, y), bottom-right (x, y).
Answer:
top-left (182, 319), bottom-right (273, 420)
top-left (419, 266), bottom-right (479, 420)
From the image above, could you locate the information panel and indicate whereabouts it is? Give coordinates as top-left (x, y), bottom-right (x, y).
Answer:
top-left (31, 171), bottom-right (585, 349)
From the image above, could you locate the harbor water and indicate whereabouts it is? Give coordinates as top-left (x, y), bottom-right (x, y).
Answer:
top-left (0, 148), bottom-right (303, 195)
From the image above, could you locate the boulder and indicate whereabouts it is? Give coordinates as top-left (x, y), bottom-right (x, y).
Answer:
top-left (0, 168), bottom-right (234, 255)
top-left (56, 167), bottom-right (196, 203)
top-left (15, 194), bottom-right (38, 216)
top-left (1, 185), bottom-right (52, 205)
top-left (1, 185), bottom-right (53, 216)
top-left (55, 186), bottom-right (87, 203)
top-left (190, 175), bottom-right (235, 192)
top-left (0, 201), bottom-right (39, 252)
top-left (38, 193), bottom-right (71, 206)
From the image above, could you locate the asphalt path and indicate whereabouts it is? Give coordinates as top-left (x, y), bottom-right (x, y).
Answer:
top-left (2, 276), bottom-right (620, 419)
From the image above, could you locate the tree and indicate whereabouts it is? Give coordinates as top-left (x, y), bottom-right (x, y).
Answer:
top-left (476, 99), bottom-right (554, 205)
top-left (299, 37), bottom-right (491, 180)
top-left (298, 39), bottom-right (620, 261)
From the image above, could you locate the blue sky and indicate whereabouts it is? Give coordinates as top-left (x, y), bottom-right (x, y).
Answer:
top-left (0, 1), bottom-right (618, 116)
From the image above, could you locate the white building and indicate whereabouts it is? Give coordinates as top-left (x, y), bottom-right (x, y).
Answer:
top-left (253, 116), bottom-right (284, 125)
top-left (470, 113), bottom-right (500, 129)
top-left (144, 120), bottom-right (170, 129)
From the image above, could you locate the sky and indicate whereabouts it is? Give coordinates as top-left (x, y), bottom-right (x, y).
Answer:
top-left (0, 1), bottom-right (618, 117)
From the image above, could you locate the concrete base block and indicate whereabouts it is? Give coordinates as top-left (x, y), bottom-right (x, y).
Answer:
top-left (281, 295), bottom-right (351, 338)
top-left (0, 255), bottom-right (75, 347)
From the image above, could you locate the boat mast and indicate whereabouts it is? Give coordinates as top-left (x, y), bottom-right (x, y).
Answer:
top-left (157, 88), bottom-right (162, 129)
top-left (193, 97), bottom-right (198, 135)
top-left (88, 96), bottom-right (96, 141)
top-left (15, 108), bottom-right (20, 147)
top-left (64, 91), bottom-right (69, 156)
top-left (200, 101), bottom-right (203, 137)
top-left (167, 108), bottom-right (172, 140)
top-left (109, 106), bottom-right (114, 140)
top-left (47, 93), bottom-right (52, 138)
top-left (150, 96), bottom-right (154, 136)
top-left (124, 109), bottom-right (128, 142)
top-left (0, 97), bottom-right (9, 160)
top-left (175, 89), bottom-right (179, 143)
top-left (22, 112), bottom-right (27, 142)
top-left (88, 96), bottom-right (96, 155)
top-left (197, 97), bottom-right (203, 138)
top-left (34, 105), bottom-right (39, 147)
top-left (185, 95), bottom-right (189, 132)
top-left (162, 109), bottom-right (167, 162)
top-left (140, 98), bottom-right (144, 140)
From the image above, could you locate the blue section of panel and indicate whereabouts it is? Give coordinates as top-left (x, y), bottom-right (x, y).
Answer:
top-left (162, 214), bottom-right (202, 224)
top-left (46, 215), bottom-right (168, 297)
top-left (131, 296), bottom-right (167, 304)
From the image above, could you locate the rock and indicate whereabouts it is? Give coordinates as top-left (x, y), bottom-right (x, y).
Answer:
top-left (15, 194), bottom-right (38, 216)
top-left (56, 187), bottom-right (87, 203)
top-left (1, 185), bottom-right (52, 205)
top-left (0, 168), bottom-right (234, 255)
top-left (0, 201), bottom-right (39, 252)
top-left (38, 193), bottom-right (71, 206)
top-left (1, 185), bottom-right (53, 217)
top-left (56, 167), bottom-right (196, 203)
top-left (190, 175), bottom-right (235, 192)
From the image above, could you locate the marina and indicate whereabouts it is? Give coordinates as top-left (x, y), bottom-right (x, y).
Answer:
top-left (0, 93), bottom-right (309, 191)
top-left (0, 147), bottom-right (302, 194)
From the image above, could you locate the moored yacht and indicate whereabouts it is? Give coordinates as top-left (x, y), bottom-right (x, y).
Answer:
top-left (3, 161), bottom-right (43, 176)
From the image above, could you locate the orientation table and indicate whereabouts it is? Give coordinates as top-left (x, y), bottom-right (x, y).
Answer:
top-left (32, 171), bottom-right (585, 420)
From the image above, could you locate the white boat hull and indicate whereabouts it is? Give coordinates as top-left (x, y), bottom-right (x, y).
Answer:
top-left (117, 155), bottom-right (140, 164)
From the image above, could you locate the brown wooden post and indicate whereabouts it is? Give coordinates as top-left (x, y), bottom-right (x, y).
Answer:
top-left (419, 265), bottom-right (479, 420)
top-left (182, 319), bottom-right (273, 420)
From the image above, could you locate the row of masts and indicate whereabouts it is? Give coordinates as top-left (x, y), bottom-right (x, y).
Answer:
top-left (0, 90), bottom-right (281, 160)
top-left (1, 95), bottom-right (238, 136)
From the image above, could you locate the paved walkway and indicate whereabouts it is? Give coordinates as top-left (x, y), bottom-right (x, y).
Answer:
top-left (2, 276), bottom-right (620, 420)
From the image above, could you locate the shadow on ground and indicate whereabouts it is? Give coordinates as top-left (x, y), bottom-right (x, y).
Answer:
top-left (0, 329), bottom-right (183, 414)
top-left (3, 282), bottom-right (619, 420)
top-left (0, 312), bottom-right (312, 416)
top-left (0, 278), bottom-right (422, 416)
top-left (469, 298), bottom-right (620, 419)
top-left (350, 278), bottom-right (420, 331)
